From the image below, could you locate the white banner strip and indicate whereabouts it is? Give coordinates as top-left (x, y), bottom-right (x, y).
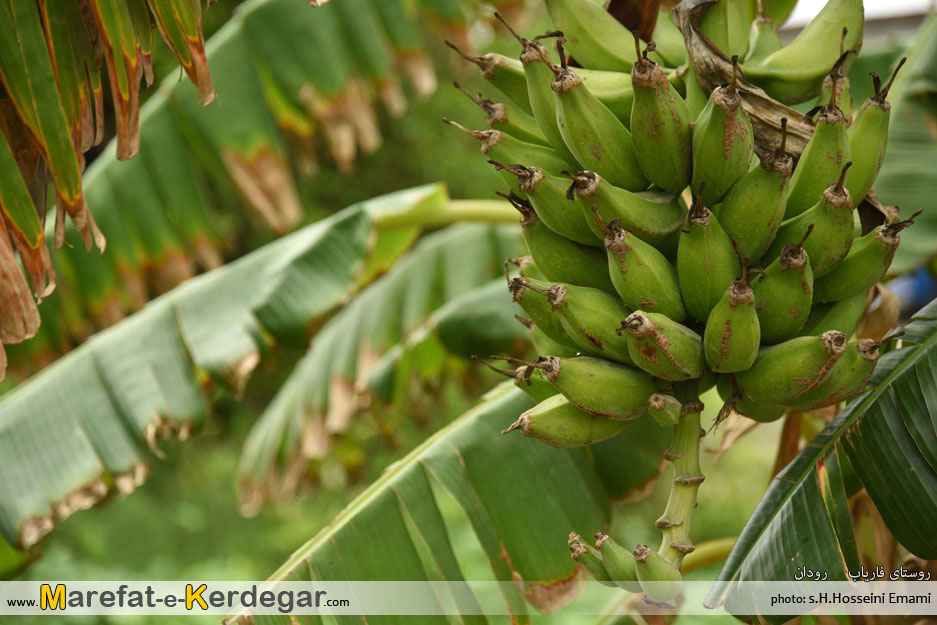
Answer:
top-left (0, 581), bottom-right (934, 617)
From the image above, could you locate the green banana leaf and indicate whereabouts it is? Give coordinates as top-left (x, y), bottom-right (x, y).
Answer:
top-left (706, 298), bottom-right (937, 617)
top-left (0, 184), bottom-right (517, 569)
top-left (238, 223), bottom-right (527, 504)
top-left (228, 383), bottom-right (665, 624)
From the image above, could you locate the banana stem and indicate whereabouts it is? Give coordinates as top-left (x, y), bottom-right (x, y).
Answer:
top-left (681, 537), bottom-right (736, 574)
top-left (376, 199), bottom-right (518, 230)
top-left (655, 382), bottom-right (704, 569)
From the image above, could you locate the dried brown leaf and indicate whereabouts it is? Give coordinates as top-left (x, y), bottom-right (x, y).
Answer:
top-left (857, 284), bottom-right (900, 342)
top-left (674, 0), bottom-right (815, 158)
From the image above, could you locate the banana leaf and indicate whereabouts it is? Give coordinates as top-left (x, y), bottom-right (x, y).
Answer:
top-left (146, 0), bottom-right (215, 104)
top-left (167, 18), bottom-right (301, 234)
top-left (137, 98), bottom-right (224, 271)
top-left (706, 298), bottom-right (937, 618)
top-left (239, 222), bottom-right (525, 503)
top-left (0, 184), bottom-right (505, 565)
top-left (229, 384), bottom-right (622, 624)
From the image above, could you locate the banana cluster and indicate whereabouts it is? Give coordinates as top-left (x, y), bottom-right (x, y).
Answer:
top-left (448, 0), bottom-right (912, 600)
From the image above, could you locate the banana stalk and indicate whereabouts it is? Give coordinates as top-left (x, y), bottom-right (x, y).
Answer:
top-left (655, 385), bottom-right (705, 569)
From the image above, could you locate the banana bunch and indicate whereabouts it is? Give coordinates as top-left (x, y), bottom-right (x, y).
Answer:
top-left (446, 0), bottom-right (914, 602)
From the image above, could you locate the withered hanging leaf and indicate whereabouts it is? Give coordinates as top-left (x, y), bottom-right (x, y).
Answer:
top-left (38, 2), bottom-right (85, 165)
top-left (0, 215), bottom-right (40, 382)
top-left (606, 0), bottom-right (661, 42)
top-left (147, 0), bottom-right (215, 104)
top-left (89, 0), bottom-right (142, 160)
top-left (0, 124), bottom-right (53, 301)
top-left (0, 2), bottom-right (100, 250)
top-left (856, 284), bottom-right (900, 342)
top-left (126, 0), bottom-right (155, 87)
top-left (64, 1), bottom-right (106, 149)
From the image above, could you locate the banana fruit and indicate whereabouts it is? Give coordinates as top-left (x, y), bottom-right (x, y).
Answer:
top-left (447, 0), bottom-right (903, 597)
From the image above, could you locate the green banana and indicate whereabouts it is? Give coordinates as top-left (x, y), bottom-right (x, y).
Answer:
top-left (452, 81), bottom-right (546, 145)
top-left (744, 0), bottom-right (799, 24)
top-left (491, 161), bottom-right (596, 245)
top-left (736, 396), bottom-right (787, 422)
top-left (509, 276), bottom-right (580, 352)
top-left (714, 117), bottom-right (793, 261)
top-left (678, 194), bottom-right (741, 322)
top-left (691, 59), bottom-right (754, 205)
top-left (547, 42), bottom-right (649, 191)
top-left (530, 321), bottom-right (580, 358)
top-left (523, 278), bottom-right (634, 364)
top-left (651, 12), bottom-right (687, 68)
top-left (633, 544), bottom-right (683, 604)
top-left (716, 374), bottom-right (786, 422)
top-left (752, 226), bottom-right (814, 344)
top-left (699, 0), bottom-right (750, 59)
top-left (818, 70), bottom-right (854, 122)
top-left (844, 59), bottom-right (907, 206)
top-left (798, 291), bottom-right (866, 338)
top-left (784, 64), bottom-right (852, 218)
top-left (504, 394), bottom-right (630, 447)
top-left (442, 118), bottom-right (572, 197)
top-left (472, 356), bottom-right (557, 402)
top-left (764, 163), bottom-right (855, 278)
top-left (617, 311), bottom-right (705, 381)
top-left (788, 338), bottom-right (882, 409)
top-left (493, 16), bottom-right (579, 164)
top-left (510, 276), bottom-right (582, 354)
top-left (569, 533), bottom-right (616, 587)
top-left (492, 14), bottom-right (640, 125)
top-left (593, 209), bottom-right (687, 322)
top-left (814, 210), bottom-right (919, 303)
top-left (682, 64), bottom-right (709, 120)
top-left (568, 170), bottom-right (684, 248)
top-left (444, 41), bottom-right (532, 113)
top-left (595, 533), bottom-right (641, 592)
top-left (704, 267), bottom-right (760, 373)
top-left (744, 4), bottom-right (783, 64)
top-left (502, 191), bottom-right (615, 292)
top-left (699, 367), bottom-right (719, 394)
top-left (527, 355), bottom-right (656, 420)
top-left (648, 394), bottom-right (682, 427)
top-left (735, 331), bottom-right (848, 405)
top-left (576, 66), bottom-right (639, 124)
top-left (740, 0), bottom-right (864, 104)
top-left (509, 255), bottom-right (547, 281)
top-left (630, 41), bottom-right (693, 194)
top-left (544, 0), bottom-right (637, 71)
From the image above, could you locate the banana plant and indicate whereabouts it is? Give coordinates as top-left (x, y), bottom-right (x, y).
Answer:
top-left (0, 184), bottom-right (516, 575)
top-left (220, 296), bottom-right (937, 624)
